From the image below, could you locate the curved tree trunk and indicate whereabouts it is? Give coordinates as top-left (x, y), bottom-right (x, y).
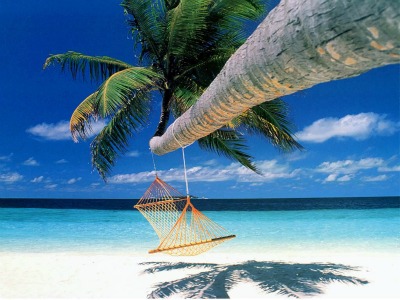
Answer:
top-left (153, 89), bottom-right (172, 137)
top-left (150, 0), bottom-right (400, 155)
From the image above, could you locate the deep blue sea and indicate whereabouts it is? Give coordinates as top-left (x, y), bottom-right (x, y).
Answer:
top-left (0, 197), bottom-right (399, 255)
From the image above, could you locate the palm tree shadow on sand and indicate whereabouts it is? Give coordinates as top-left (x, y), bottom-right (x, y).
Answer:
top-left (140, 260), bottom-right (368, 298)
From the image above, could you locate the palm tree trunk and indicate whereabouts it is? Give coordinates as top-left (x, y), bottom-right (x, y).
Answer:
top-left (150, 0), bottom-right (400, 155)
top-left (153, 89), bottom-right (172, 137)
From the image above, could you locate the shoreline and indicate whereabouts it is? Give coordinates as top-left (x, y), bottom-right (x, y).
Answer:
top-left (1, 249), bottom-right (399, 299)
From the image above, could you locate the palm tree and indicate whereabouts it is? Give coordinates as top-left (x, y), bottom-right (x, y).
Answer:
top-left (150, 0), bottom-right (400, 155)
top-left (44, 0), bottom-right (302, 180)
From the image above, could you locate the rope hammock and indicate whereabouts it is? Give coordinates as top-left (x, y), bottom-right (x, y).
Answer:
top-left (134, 147), bottom-right (235, 256)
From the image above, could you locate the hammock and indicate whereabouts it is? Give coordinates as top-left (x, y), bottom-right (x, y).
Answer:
top-left (134, 148), bottom-right (235, 256)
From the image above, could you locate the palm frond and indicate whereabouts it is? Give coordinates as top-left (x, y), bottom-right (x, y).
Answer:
top-left (43, 51), bottom-right (133, 82)
top-left (234, 99), bottom-right (303, 152)
top-left (167, 0), bottom-right (210, 57)
top-left (70, 92), bottom-right (98, 142)
top-left (175, 51), bottom-right (235, 83)
top-left (171, 81), bottom-right (203, 117)
top-left (209, 0), bottom-right (265, 38)
top-left (122, 0), bottom-right (167, 64)
top-left (202, 0), bottom-right (266, 57)
top-left (198, 129), bottom-right (260, 174)
top-left (91, 93), bottom-right (151, 180)
top-left (94, 67), bottom-right (162, 117)
top-left (171, 0), bottom-right (266, 90)
top-left (209, 0), bottom-right (266, 21)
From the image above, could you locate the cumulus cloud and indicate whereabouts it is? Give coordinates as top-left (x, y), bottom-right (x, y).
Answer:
top-left (337, 174), bottom-right (353, 182)
top-left (23, 157), bottom-right (39, 166)
top-left (0, 172), bottom-right (23, 183)
top-left (317, 157), bottom-right (398, 183)
top-left (362, 175), bottom-right (388, 182)
top-left (283, 151), bottom-right (308, 162)
top-left (45, 184), bottom-right (58, 189)
top-left (316, 157), bottom-right (384, 174)
top-left (67, 177), bottom-right (82, 184)
top-left (324, 174), bottom-right (338, 182)
top-left (126, 151), bottom-right (140, 158)
top-left (242, 160), bottom-right (301, 182)
top-left (0, 153), bottom-right (13, 162)
top-left (323, 173), bottom-right (353, 183)
top-left (27, 120), bottom-right (106, 141)
top-left (55, 159), bottom-right (68, 164)
top-left (109, 156), bottom-right (397, 186)
top-left (378, 165), bottom-right (400, 172)
top-left (296, 113), bottom-right (399, 143)
top-left (31, 176), bottom-right (44, 183)
top-left (203, 159), bottom-right (219, 166)
top-left (109, 160), bottom-right (299, 184)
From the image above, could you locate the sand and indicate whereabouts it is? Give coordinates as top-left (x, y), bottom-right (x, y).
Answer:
top-left (1, 249), bottom-right (399, 299)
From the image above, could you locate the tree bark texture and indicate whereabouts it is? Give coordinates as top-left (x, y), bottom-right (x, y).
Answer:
top-left (150, 0), bottom-right (400, 155)
top-left (153, 89), bottom-right (172, 137)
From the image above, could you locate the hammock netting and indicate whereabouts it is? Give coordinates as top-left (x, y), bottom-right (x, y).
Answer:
top-left (135, 176), bottom-right (235, 256)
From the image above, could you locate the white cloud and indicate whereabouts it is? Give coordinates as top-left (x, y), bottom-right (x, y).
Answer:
top-left (31, 176), bottom-right (44, 183)
top-left (203, 159), bottom-right (219, 166)
top-left (109, 160), bottom-right (299, 184)
top-left (316, 157), bottom-right (384, 174)
top-left (27, 120), bottom-right (106, 141)
top-left (126, 151), bottom-right (140, 158)
top-left (45, 184), bottom-right (58, 189)
top-left (0, 153), bottom-right (13, 162)
top-left (296, 113), bottom-right (399, 143)
top-left (110, 171), bottom-right (157, 184)
top-left (23, 157), bottom-right (40, 166)
top-left (283, 151), bottom-right (308, 162)
top-left (0, 172), bottom-right (23, 183)
top-left (55, 159), bottom-right (68, 164)
top-left (378, 165), bottom-right (400, 172)
top-left (238, 160), bottom-right (301, 182)
top-left (324, 174), bottom-right (338, 182)
top-left (67, 177), bottom-right (82, 184)
top-left (362, 175), bottom-right (389, 182)
top-left (337, 174), bottom-right (353, 182)
top-left (323, 173), bottom-right (353, 183)
top-left (317, 156), bottom-right (399, 183)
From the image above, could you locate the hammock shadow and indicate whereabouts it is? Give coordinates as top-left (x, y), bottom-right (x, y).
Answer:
top-left (140, 260), bottom-right (368, 299)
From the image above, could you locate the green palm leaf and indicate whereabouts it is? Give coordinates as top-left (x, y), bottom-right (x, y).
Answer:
top-left (175, 51), bottom-right (235, 84)
top-left (167, 0), bottom-right (210, 56)
top-left (198, 129), bottom-right (260, 174)
top-left (122, 0), bottom-right (167, 64)
top-left (70, 92), bottom-right (98, 142)
top-left (94, 67), bottom-right (162, 117)
top-left (209, 0), bottom-right (265, 22)
top-left (91, 93), bottom-right (151, 180)
top-left (43, 51), bottom-right (133, 82)
top-left (171, 83), bottom-right (203, 116)
top-left (171, 0), bottom-right (265, 93)
top-left (196, 0), bottom-right (266, 55)
top-left (234, 99), bottom-right (303, 151)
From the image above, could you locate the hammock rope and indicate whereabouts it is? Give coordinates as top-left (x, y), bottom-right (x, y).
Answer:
top-left (172, 122), bottom-right (190, 198)
top-left (150, 150), bottom-right (158, 177)
top-left (135, 139), bottom-right (235, 256)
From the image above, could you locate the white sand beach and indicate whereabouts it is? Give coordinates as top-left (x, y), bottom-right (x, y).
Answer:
top-left (1, 249), bottom-right (399, 299)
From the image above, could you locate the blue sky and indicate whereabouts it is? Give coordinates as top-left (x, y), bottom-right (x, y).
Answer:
top-left (0, 0), bottom-right (399, 199)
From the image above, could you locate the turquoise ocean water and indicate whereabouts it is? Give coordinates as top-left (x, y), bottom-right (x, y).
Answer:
top-left (0, 197), bottom-right (399, 255)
